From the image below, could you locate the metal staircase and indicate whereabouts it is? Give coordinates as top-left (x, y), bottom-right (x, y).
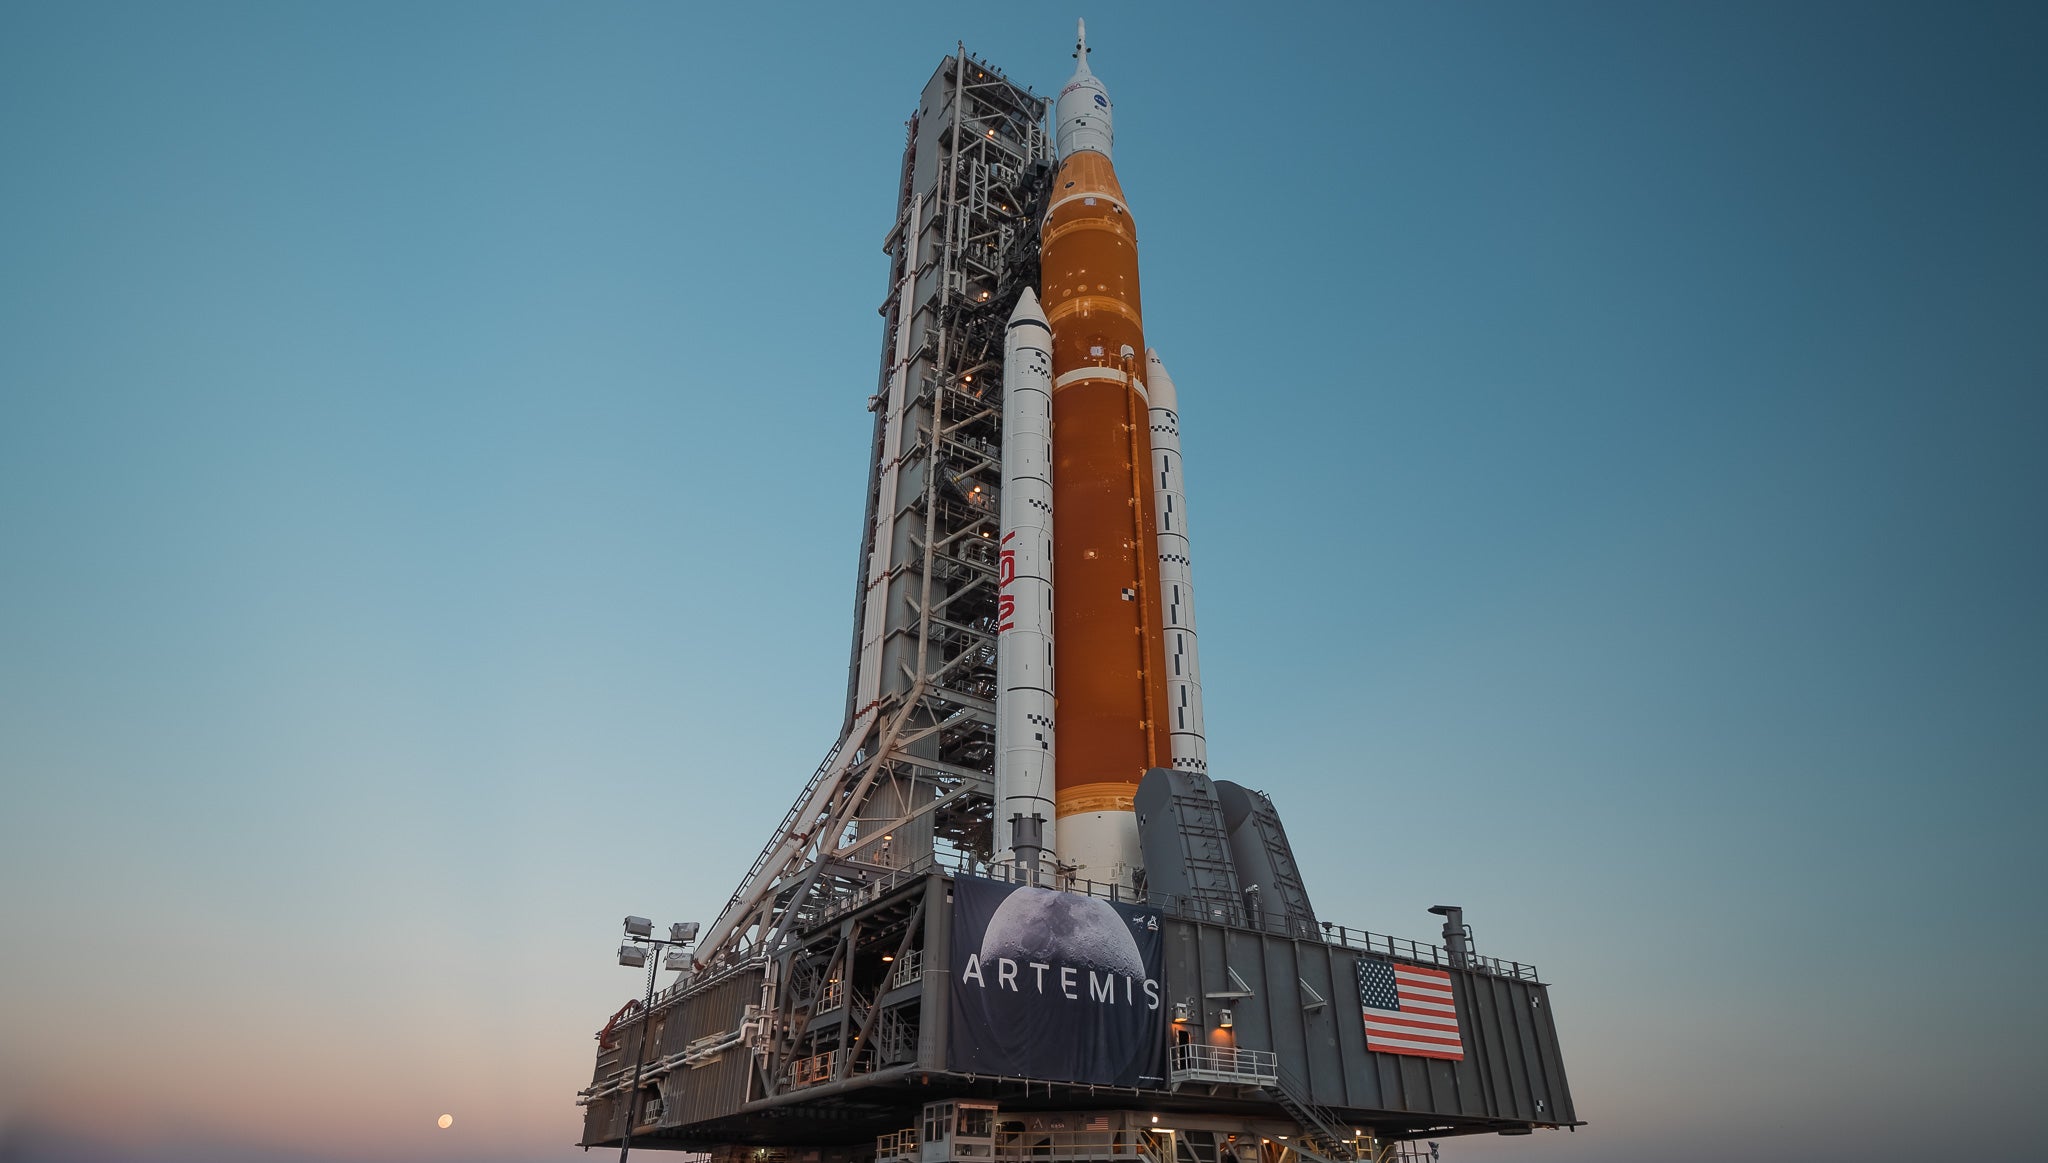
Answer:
top-left (1268, 1066), bottom-right (1358, 1161)
top-left (873, 1004), bottom-right (917, 1066)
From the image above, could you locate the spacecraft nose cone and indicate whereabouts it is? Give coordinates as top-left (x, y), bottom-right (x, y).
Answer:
top-left (1145, 348), bottom-right (1178, 410)
top-left (1010, 286), bottom-right (1048, 327)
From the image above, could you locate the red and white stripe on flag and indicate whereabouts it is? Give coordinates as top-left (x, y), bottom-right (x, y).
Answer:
top-left (1358, 959), bottom-right (1465, 1061)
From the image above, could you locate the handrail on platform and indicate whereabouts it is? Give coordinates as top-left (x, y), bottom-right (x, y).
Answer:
top-left (1169, 1043), bottom-right (1277, 1084)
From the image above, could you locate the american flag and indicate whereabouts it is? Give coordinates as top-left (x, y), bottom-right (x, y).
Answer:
top-left (1356, 958), bottom-right (1464, 1060)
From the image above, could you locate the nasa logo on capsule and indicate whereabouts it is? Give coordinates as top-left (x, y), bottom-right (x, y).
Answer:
top-left (1094, 93), bottom-right (1108, 108)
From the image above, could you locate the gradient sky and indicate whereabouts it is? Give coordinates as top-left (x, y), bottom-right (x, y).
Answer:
top-left (2, 3), bottom-right (2043, 1162)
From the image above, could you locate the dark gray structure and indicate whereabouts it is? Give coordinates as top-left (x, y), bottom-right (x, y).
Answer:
top-left (1213, 781), bottom-right (1318, 940)
top-left (579, 865), bottom-right (1575, 1162)
top-left (1135, 768), bottom-right (1241, 920)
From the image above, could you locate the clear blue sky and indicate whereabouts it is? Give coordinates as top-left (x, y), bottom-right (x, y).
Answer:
top-left (2, 3), bottom-right (2043, 1162)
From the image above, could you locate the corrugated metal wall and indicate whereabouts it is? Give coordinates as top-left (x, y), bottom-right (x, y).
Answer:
top-left (1161, 920), bottom-right (1575, 1126)
top-left (581, 966), bottom-right (762, 1146)
top-left (657, 969), bottom-right (762, 1126)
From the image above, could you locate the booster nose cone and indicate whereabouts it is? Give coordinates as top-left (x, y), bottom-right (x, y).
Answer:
top-left (1055, 19), bottom-right (1113, 160)
top-left (1010, 285), bottom-right (1049, 329)
top-left (1145, 349), bottom-right (1178, 411)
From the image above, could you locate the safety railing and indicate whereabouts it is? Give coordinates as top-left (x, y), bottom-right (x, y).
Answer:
top-left (644, 952), bottom-right (766, 1013)
top-left (805, 857), bottom-right (939, 930)
top-left (890, 948), bottom-right (925, 989)
top-left (965, 857), bottom-right (1543, 983)
top-left (1320, 925), bottom-right (1539, 983)
top-left (876, 1127), bottom-right (921, 1163)
top-left (993, 1129), bottom-right (1159, 1163)
top-left (1169, 1043), bottom-right (1277, 1086)
top-left (787, 1048), bottom-right (845, 1088)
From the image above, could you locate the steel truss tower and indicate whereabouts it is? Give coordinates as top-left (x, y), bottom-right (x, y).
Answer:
top-left (696, 49), bottom-right (1052, 969)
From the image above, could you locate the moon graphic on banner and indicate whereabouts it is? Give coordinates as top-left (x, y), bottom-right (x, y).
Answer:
top-left (979, 886), bottom-right (1144, 977)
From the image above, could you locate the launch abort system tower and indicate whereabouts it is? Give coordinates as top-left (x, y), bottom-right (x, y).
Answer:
top-left (579, 35), bottom-right (1577, 1163)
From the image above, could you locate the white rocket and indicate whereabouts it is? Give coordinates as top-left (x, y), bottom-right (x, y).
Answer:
top-left (994, 288), bottom-right (1057, 877)
top-left (1146, 349), bottom-right (1208, 775)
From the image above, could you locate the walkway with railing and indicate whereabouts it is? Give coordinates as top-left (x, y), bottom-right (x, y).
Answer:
top-left (1169, 1043), bottom-right (1276, 1086)
top-left (993, 1129), bottom-right (1160, 1163)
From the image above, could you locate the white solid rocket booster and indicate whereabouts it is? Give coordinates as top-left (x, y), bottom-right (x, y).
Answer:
top-left (1147, 349), bottom-right (1208, 774)
top-left (995, 288), bottom-right (1057, 873)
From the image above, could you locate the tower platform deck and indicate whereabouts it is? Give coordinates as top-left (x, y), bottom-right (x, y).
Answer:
top-left (580, 865), bottom-right (1575, 1161)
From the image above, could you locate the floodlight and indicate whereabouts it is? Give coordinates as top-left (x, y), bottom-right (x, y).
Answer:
top-left (624, 915), bottom-right (654, 938)
top-left (619, 945), bottom-right (649, 968)
top-left (672, 921), bottom-right (700, 943)
top-left (663, 948), bottom-right (692, 972)
top-left (1218, 1008), bottom-right (1234, 1028)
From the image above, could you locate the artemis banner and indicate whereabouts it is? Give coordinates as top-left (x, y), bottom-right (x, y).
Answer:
top-left (947, 875), bottom-right (1166, 1087)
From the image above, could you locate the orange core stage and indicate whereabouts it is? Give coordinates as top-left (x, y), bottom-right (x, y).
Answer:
top-left (1041, 148), bottom-right (1172, 830)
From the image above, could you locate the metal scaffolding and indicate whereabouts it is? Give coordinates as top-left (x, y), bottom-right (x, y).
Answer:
top-left (695, 47), bottom-right (1051, 976)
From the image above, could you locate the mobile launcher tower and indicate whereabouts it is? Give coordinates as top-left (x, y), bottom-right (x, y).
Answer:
top-left (580, 29), bottom-right (1577, 1163)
